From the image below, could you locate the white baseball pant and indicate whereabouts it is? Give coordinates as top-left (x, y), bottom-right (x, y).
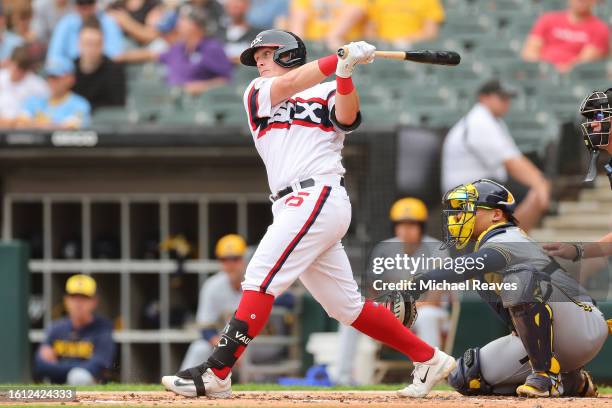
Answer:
top-left (242, 175), bottom-right (364, 325)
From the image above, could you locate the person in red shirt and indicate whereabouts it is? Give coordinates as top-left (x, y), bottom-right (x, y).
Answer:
top-left (521, 0), bottom-right (609, 73)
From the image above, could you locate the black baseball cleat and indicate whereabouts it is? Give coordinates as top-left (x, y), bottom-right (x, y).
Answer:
top-left (161, 363), bottom-right (231, 398)
top-left (578, 369), bottom-right (599, 397)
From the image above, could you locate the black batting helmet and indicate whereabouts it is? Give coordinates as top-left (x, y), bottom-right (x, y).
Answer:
top-left (579, 88), bottom-right (612, 182)
top-left (240, 30), bottom-right (306, 68)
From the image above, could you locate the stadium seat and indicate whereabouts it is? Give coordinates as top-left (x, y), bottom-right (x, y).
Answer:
top-left (493, 61), bottom-right (559, 92)
top-left (91, 107), bottom-right (140, 126)
top-left (156, 108), bottom-right (214, 126)
top-left (127, 79), bottom-right (179, 111)
top-left (472, 38), bottom-right (522, 68)
top-left (439, 15), bottom-right (492, 47)
top-left (532, 86), bottom-right (585, 121)
top-left (538, 0), bottom-right (568, 12)
top-left (505, 109), bottom-right (560, 156)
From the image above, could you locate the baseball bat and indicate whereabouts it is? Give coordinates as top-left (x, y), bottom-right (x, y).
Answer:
top-left (337, 48), bottom-right (461, 66)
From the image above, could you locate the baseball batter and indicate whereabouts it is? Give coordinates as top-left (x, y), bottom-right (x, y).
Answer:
top-left (162, 29), bottom-right (456, 398)
top-left (394, 179), bottom-right (609, 397)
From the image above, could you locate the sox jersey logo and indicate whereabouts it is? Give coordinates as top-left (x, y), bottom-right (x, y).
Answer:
top-left (244, 77), bottom-right (353, 193)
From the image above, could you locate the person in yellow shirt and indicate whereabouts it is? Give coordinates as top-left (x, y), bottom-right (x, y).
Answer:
top-left (328, 0), bottom-right (444, 49)
top-left (288, 0), bottom-right (364, 49)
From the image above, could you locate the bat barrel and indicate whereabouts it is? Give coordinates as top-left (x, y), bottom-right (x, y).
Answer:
top-left (404, 50), bottom-right (461, 66)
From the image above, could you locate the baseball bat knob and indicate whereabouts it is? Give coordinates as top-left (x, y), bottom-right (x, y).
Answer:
top-left (337, 47), bottom-right (348, 60)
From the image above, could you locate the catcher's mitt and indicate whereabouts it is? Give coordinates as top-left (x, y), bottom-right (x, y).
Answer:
top-left (378, 291), bottom-right (418, 328)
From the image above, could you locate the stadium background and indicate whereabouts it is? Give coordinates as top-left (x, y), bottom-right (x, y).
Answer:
top-left (0, 0), bottom-right (611, 386)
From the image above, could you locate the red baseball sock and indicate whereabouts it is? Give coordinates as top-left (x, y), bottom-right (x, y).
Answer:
top-left (210, 290), bottom-right (274, 379)
top-left (351, 300), bottom-right (434, 362)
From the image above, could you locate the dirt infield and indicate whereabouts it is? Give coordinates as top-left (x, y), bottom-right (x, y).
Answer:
top-left (5, 390), bottom-right (610, 407)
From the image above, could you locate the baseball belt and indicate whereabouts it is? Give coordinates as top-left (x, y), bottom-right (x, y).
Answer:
top-left (272, 177), bottom-right (345, 202)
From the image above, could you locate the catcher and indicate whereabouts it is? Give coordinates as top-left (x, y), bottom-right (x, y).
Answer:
top-left (386, 179), bottom-right (609, 397)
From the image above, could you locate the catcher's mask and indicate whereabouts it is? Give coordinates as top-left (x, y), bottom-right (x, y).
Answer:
top-left (579, 89), bottom-right (612, 182)
top-left (442, 179), bottom-right (516, 250)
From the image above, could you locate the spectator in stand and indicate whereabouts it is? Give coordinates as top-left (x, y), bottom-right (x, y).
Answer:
top-left (329, 0), bottom-right (444, 50)
top-left (196, 0), bottom-right (227, 34)
top-left (105, 0), bottom-right (164, 45)
top-left (159, 5), bottom-right (232, 95)
top-left (221, 0), bottom-right (260, 63)
top-left (47, 0), bottom-right (125, 64)
top-left (73, 17), bottom-right (126, 110)
top-left (16, 58), bottom-right (91, 129)
top-left (521, 0), bottom-right (609, 73)
top-left (7, 2), bottom-right (35, 42)
top-left (0, 45), bottom-right (48, 127)
top-left (246, 0), bottom-right (289, 30)
top-left (441, 80), bottom-right (550, 232)
top-left (113, 8), bottom-right (179, 63)
top-left (289, 0), bottom-right (364, 49)
top-left (0, 3), bottom-right (24, 65)
top-left (31, 0), bottom-right (74, 44)
top-left (34, 275), bottom-right (116, 385)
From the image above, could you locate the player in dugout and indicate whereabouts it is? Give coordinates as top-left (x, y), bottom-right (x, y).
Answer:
top-left (334, 197), bottom-right (452, 385)
top-left (386, 179), bottom-right (609, 397)
top-left (34, 274), bottom-right (116, 385)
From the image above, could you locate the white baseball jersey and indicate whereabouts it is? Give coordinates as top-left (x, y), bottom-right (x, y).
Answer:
top-left (240, 75), bottom-right (364, 325)
top-left (243, 77), bottom-right (358, 193)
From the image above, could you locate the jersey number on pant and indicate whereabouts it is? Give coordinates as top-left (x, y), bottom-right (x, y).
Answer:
top-left (285, 192), bottom-right (310, 207)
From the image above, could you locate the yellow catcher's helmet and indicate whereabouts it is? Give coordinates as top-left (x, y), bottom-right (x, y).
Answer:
top-left (442, 179), bottom-right (516, 249)
top-left (390, 198), bottom-right (428, 223)
top-left (215, 234), bottom-right (247, 258)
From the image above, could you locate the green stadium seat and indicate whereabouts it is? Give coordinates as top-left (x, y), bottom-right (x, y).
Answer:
top-left (504, 109), bottom-right (560, 156)
top-left (439, 15), bottom-right (493, 44)
top-left (564, 61), bottom-right (609, 83)
top-left (127, 79), bottom-right (179, 109)
top-left (428, 62), bottom-right (493, 92)
top-left (91, 107), bottom-right (140, 126)
top-left (155, 108), bottom-right (214, 125)
top-left (531, 86), bottom-right (584, 121)
top-left (361, 103), bottom-right (401, 126)
top-left (493, 61), bottom-right (559, 91)
top-left (539, 0), bottom-right (567, 11)
top-left (216, 108), bottom-right (247, 126)
top-left (472, 38), bottom-right (522, 68)
top-left (501, 18), bottom-right (535, 41)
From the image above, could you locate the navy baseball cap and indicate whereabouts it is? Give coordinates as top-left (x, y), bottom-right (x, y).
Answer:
top-left (44, 59), bottom-right (75, 77)
top-left (478, 79), bottom-right (517, 98)
top-left (156, 9), bottom-right (178, 33)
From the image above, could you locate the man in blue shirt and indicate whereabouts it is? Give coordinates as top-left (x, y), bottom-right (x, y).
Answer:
top-left (47, 0), bottom-right (124, 64)
top-left (17, 59), bottom-right (91, 129)
top-left (34, 274), bottom-right (116, 385)
top-left (0, 3), bottom-right (24, 64)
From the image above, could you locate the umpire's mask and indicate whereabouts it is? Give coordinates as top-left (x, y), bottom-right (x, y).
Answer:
top-left (579, 89), bottom-right (612, 182)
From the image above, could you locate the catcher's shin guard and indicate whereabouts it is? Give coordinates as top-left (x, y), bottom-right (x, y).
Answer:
top-left (509, 302), bottom-right (562, 396)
